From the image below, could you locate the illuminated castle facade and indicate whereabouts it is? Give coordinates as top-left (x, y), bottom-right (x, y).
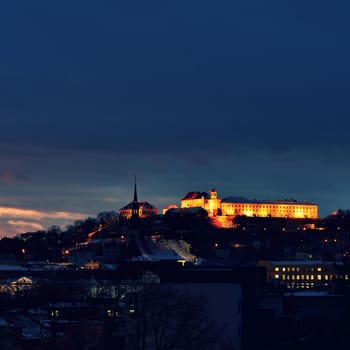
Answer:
top-left (181, 189), bottom-right (318, 227)
top-left (119, 179), bottom-right (158, 219)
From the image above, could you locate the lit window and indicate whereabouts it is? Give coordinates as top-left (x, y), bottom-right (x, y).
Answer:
top-left (274, 267), bottom-right (279, 272)
top-left (282, 267), bottom-right (286, 272)
top-left (310, 275), bottom-right (314, 280)
top-left (51, 310), bottom-right (59, 317)
top-left (317, 267), bottom-right (322, 272)
top-left (317, 275), bottom-right (322, 280)
top-left (275, 274), bottom-right (279, 279)
top-left (325, 275), bottom-right (329, 280)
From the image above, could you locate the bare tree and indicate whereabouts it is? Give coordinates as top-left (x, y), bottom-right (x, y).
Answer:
top-left (117, 283), bottom-right (219, 350)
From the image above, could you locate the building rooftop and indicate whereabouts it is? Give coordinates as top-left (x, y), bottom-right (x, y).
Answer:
top-left (182, 192), bottom-right (209, 200)
top-left (222, 196), bottom-right (316, 205)
top-left (120, 201), bottom-right (156, 211)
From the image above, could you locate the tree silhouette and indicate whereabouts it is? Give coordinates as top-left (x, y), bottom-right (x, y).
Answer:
top-left (115, 283), bottom-right (219, 350)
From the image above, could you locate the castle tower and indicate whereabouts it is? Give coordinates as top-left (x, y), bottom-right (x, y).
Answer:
top-left (207, 188), bottom-right (221, 216)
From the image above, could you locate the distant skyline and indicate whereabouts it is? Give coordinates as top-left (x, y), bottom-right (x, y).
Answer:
top-left (0, 1), bottom-right (350, 236)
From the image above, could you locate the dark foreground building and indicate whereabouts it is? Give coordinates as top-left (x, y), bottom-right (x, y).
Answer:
top-left (0, 263), bottom-right (263, 350)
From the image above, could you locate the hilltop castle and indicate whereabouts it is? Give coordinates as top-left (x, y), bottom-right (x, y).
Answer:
top-left (180, 189), bottom-right (318, 228)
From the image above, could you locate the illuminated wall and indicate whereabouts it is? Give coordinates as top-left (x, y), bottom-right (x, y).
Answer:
top-left (181, 197), bottom-right (206, 209)
top-left (221, 202), bottom-right (318, 219)
top-left (211, 216), bottom-right (234, 228)
top-left (205, 189), bottom-right (222, 216)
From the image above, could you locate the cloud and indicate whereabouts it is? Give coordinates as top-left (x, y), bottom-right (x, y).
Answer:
top-left (7, 220), bottom-right (44, 232)
top-left (0, 206), bottom-right (90, 237)
top-left (0, 171), bottom-right (29, 185)
top-left (0, 207), bottom-right (87, 221)
top-left (102, 197), bottom-right (120, 203)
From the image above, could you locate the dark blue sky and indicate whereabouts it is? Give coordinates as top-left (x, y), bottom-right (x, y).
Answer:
top-left (0, 0), bottom-right (349, 235)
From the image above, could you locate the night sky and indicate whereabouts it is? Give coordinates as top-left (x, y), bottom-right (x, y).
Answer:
top-left (0, 0), bottom-right (349, 236)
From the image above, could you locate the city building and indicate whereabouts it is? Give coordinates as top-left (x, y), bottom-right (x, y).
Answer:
top-left (119, 178), bottom-right (158, 219)
top-left (258, 260), bottom-right (347, 290)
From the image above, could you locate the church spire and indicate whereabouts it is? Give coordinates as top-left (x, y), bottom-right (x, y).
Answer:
top-left (133, 174), bottom-right (138, 203)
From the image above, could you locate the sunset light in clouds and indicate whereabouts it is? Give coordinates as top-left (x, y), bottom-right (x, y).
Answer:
top-left (0, 206), bottom-right (88, 237)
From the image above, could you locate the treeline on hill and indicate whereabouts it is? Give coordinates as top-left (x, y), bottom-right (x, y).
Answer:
top-left (0, 208), bottom-right (213, 263)
top-left (0, 211), bottom-right (120, 262)
top-left (1, 207), bottom-right (350, 264)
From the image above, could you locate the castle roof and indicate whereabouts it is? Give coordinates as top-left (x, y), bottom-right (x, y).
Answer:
top-left (222, 196), bottom-right (315, 205)
top-left (181, 191), bottom-right (209, 200)
top-left (120, 201), bottom-right (156, 211)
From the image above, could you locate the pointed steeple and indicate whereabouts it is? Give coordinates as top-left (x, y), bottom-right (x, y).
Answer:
top-left (133, 174), bottom-right (138, 203)
top-left (131, 174), bottom-right (139, 219)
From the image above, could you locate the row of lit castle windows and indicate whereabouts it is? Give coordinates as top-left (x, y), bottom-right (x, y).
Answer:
top-left (224, 204), bottom-right (315, 210)
top-left (221, 204), bottom-right (317, 218)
